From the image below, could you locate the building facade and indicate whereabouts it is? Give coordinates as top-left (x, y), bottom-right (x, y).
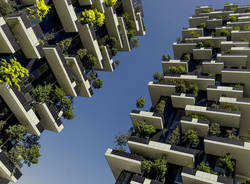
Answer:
top-left (0, 0), bottom-right (145, 183)
top-left (106, 3), bottom-right (250, 184)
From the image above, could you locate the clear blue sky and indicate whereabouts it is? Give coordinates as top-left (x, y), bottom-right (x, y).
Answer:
top-left (14, 0), bottom-right (249, 184)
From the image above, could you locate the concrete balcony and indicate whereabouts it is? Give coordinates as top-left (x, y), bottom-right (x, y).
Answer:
top-left (130, 110), bottom-right (164, 130)
top-left (104, 7), bottom-right (123, 49)
top-left (162, 60), bottom-right (188, 75)
top-left (118, 17), bottom-right (131, 51)
top-left (195, 6), bottom-right (214, 15)
top-left (229, 12), bottom-right (250, 18)
top-left (78, 0), bottom-right (93, 6)
top-left (182, 28), bottom-right (203, 39)
top-left (0, 84), bottom-right (42, 135)
top-left (185, 36), bottom-right (227, 49)
top-left (237, 5), bottom-right (250, 13)
top-left (202, 60), bottom-right (224, 74)
top-left (215, 26), bottom-right (233, 37)
top-left (128, 138), bottom-right (199, 168)
top-left (6, 14), bottom-right (44, 59)
top-left (34, 102), bottom-right (64, 133)
top-left (207, 85), bottom-right (243, 101)
top-left (181, 167), bottom-right (233, 184)
top-left (164, 75), bottom-right (215, 91)
top-left (173, 42), bottom-right (197, 59)
top-left (65, 56), bottom-right (93, 97)
top-left (148, 81), bottom-right (176, 106)
top-left (220, 41), bottom-right (249, 51)
top-left (78, 23), bottom-right (104, 70)
top-left (189, 16), bottom-right (209, 28)
top-left (227, 21), bottom-right (250, 30)
top-left (231, 30), bottom-right (250, 42)
top-left (193, 48), bottom-right (212, 60)
top-left (180, 117), bottom-right (209, 137)
top-left (171, 93), bottom-right (195, 109)
top-left (217, 53), bottom-right (248, 68)
top-left (0, 150), bottom-right (22, 182)
top-left (224, 3), bottom-right (238, 11)
top-left (206, 19), bottom-right (222, 29)
top-left (136, 12), bottom-right (146, 36)
top-left (43, 46), bottom-right (77, 97)
top-left (238, 16), bottom-right (250, 22)
top-left (231, 47), bottom-right (250, 69)
top-left (0, 16), bottom-right (19, 53)
top-left (99, 46), bottom-right (115, 72)
top-left (185, 105), bottom-right (241, 128)
top-left (204, 136), bottom-right (250, 178)
top-left (52, 0), bottom-right (78, 32)
top-left (220, 97), bottom-right (250, 137)
top-left (105, 148), bottom-right (142, 180)
top-left (198, 10), bottom-right (233, 21)
top-left (121, 0), bottom-right (139, 31)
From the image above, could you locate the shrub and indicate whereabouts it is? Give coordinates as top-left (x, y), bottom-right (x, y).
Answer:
top-left (27, 0), bottom-right (51, 20)
top-left (87, 71), bottom-right (98, 82)
top-left (182, 129), bottom-right (199, 147)
top-left (77, 48), bottom-right (87, 59)
top-left (169, 126), bottom-right (180, 145)
top-left (80, 9), bottom-right (105, 27)
top-left (104, 0), bottom-right (117, 6)
top-left (169, 65), bottom-right (186, 74)
top-left (217, 15), bottom-right (222, 19)
top-left (244, 24), bottom-right (250, 31)
top-left (54, 86), bottom-right (66, 102)
top-left (245, 8), bottom-right (250, 13)
top-left (115, 60), bottom-right (120, 66)
top-left (241, 38), bottom-right (248, 41)
top-left (224, 49), bottom-right (232, 54)
top-left (153, 72), bottom-right (163, 82)
top-left (200, 22), bottom-right (206, 28)
top-left (224, 2), bottom-right (230, 5)
top-left (220, 29), bottom-right (230, 37)
top-left (209, 122), bottom-right (221, 136)
top-left (92, 79), bottom-right (103, 89)
top-left (135, 121), bottom-right (156, 139)
top-left (203, 40), bottom-right (214, 48)
top-left (63, 108), bottom-right (75, 120)
top-left (190, 31), bottom-right (200, 38)
top-left (5, 125), bottom-right (27, 142)
top-left (136, 96), bottom-right (145, 108)
top-left (233, 26), bottom-right (240, 31)
top-left (183, 53), bottom-right (191, 60)
top-left (57, 38), bottom-right (72, 53)
top-left (175, 81), bottom-right (187, 93)
top-left (0, 0), bottom-right (16, 16)
top-left (209, 73), bottom-right (216, 77)
top-left (201, 9), bottom-right (210, 13)
top-left (219, 102), bottom-right (239, 111)
top-left (228, 16), bottom-right (237, 22)
top-left (32, 84), bottom-right (52, 103)
top-left (0, 58), bottom-right (29, 91)
top-left (22, 145), bottom-right (41, 167)
top-left (216, 153), bottom-right (235, 177)
top-left (231, 7), bottom-right (237, 12)
top-left (111, 48), bottom-right (118, 56)
top-left (186, 113), bottom-right (207, 120)
top-left (162, 54), bottom-right (168, 61)
top-left (234, 84), bottom-right (243, 88)
top-left (197, 162), bottom-right (215, 174)
top-left (82, 54), bottom-right (98, 70)
top-left (122, 12), bottom-right (136, 38)
top-left (155, 100), bottom-right (166, 114)
top-left (197, 41), bottom-right (204, 47)
top-left (226, 128), bottom-right (238, 140)
top-left (39, 33), bottom-right (54, 46)
top-left (131, 38), bottom-right (139, 48)
top-left (188, 84), bottom-right (199, 96)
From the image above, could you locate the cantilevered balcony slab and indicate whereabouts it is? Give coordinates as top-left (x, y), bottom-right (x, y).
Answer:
top-left (118, 17), bottom-right (131, 51)
top-left (227, 21), bottom-right (250, 30)
top-left (189, 16), bottom-right (209, 28)
top-left (52, 0), bottom-right (78, 32)
top-left (231, 30), bottom-right (250, 42)
top-left (207, 86), bottom-right (243, 101)
top-left (193, 48), bottom-right (212, 60)
top-left (0, 150), bottom-right (22, 182)
top-left (0, 84), bottom-right (42, 135)
top-left (206, 19), bottom-right (222, 29)
top-left (197, 10), bottom-right (233, 20)
top-left (0, 16), bottom-right (19, 53)
top-left (78, 0), bottom-right (93, 6)
top-left (229, 12), bottom-right (250, 18)
top-left (238, 16), bottom-right (250, 22)
top-left (202, 61), bottom-right (224, 74)
top-left (185, 105), bottom-right (241, 128)
top-left (231, 47), bottom-right (250, 69)
top-left (128, 138), bottom-right (199, 168)
top-left (130, 110), bottom-right (164, 130)
top-left (220, 41), bottom-right (249, 51)
top-left (195, 6), bottom-right (214, 15)
top-left (217, 53), bottom-right (248, 68)
top-left (181, 167), bottom-right (233, 184)
top-left (148, 81), bottom-right (176, 106)
top-left (182, 28), bottom-right (203, 39)
top-left (237, 5), bottom-right (250, 13)
top-left (215, 26), bottom-right (232, 37)
top-left (121, 0), bottom-right (139, 31)
top-left (6, 14), bottom-right (44, 59)
top-left (173, 42), bottom-right (197, 59)
top-left (224, 3), bottom-right (238, 11)
top-left (162, 60), bottom-right (188, 75)
top-left (65, 56), bottom-right (93, 97)
top-left (105, 149), bottom-right (142, 180)
top-left (104, 7), bottom-right (123, 49)
top-left (181, 117), bottom-right (209, 137)
top-left (171, 93), bottom-right (195, 109)
top-left (220, 97), bottom-right (250, 137)
top-left (204, 136), bottom-right (250, 178)
top-left (164, 75), bottom-right (215, 91)
top-left (79, 23), bottom-right (104, 70)
top-left (34, 102), bottom-right (64, 133)
top-left (43, 46), bottom-right (77, 97)
top-left (185, 36), bottom-right (227, 49)
top-left (136, 12), bottom-right (146, 36)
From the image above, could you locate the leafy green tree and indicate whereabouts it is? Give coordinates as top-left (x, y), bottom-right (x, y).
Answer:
top-left (63, 108), bottom-right (75, 120)
top-left (183, 53), bottom-right (191, 60)
top-left (162, 54), bottom-right (168, 61)
top-left (80, 9), bottom-right (105, 27)
top-left (115, 60), bottom-right (120, 66)
top-left (82, 54), bottom-right (98, 70)
top-left (197, 162), bottom-right (215, 174)
top-left (217, 153), bottom-right (235, 177)
top-left (190, 31), bottom-right (200, 38)
top-left (114, 133), bottom-right (128, 151)
top-left (92, 79), bottom-right (103, 89)
top-left (104, 0), bottom-right (117, 6)
top-left (169, 126), bottom-right (180, 145)
top-left (32, 84), bottom-right (52, 103)
top-left (77, 48), bottom-right (87, 60)
top-left (209, 123), bottom-right (221, 136)
top-left (155, 100), bottom-right (166, 114)
top-left (22, 145), bottom-right (40, 167)
top-left (0, 0), bottom-right (16, 15)
top-left (136, 96), bottom-right (145, 108)
top-left (153, 72), bottom-right (163, 82)
top-left (57, 38), bottom-right (72, 53)
top-left (135, 121), bottom-right (156, 139)
top-left (175, 81), bottom-right (187, 93)
top-left (5, 124), bottom-right (27, 142)
top-left (203, 40), bottom-right (214, 48)
top-left (87, 71), bottom-right (98, 82)
top-left (53, 86), bottom-right (66, 102)
top-left (27, 0), bottom-right (51, 20)
top-left (220, 29), bottom-right (230, 37)
top-left (169, 66), bottom-right (186, 74)
top-left (228, 16), bottom-right (237, 22)
top-left (188, 84), bottom-right (199, 96)
top-left (183, 129), bottom-right (199, 147)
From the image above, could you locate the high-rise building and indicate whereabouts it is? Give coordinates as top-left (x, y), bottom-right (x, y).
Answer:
top-left (105, 3), bottom-right (250, 184)
top-left (0, 0), bottom-right (145, 183)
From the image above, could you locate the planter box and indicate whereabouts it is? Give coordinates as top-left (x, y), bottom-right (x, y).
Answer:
top-left (181, 117), bottom-right (209, 137)
top-left (202, 60), bottom-right (224, 74)
top-left (207, 86), bottom-right (243, 101)
top-left (220, 41), bottom-right (249, 51)
top-left (217, 53), bottom-right (247, 68)
top-left (161, 60), bottom-right (188, 75)
top-left (206, 19), bottom-right (222, 29)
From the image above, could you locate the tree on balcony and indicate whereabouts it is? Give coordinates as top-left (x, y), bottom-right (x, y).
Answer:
top-left (209, 122), bottom-right (221, 136)
top-left (92, 79), bottom-right (103, 89)
top-left (104, 0), bottom-right (117, 7)
top-left (182, 129), bottom-right (199, 148)
top-left (155, 99), bottom-right (166, 114)
top-left (136, 96), bottom-right (145, 108)
top-left (135, 121), bottom-right (156, 139)
top-left (216, 153), bottom-right (235, 177)
top-left (122, 12), bottom-right (137, 38)
top-left (220, 29), bottom-right (230, 37)
top-left (32, 84), bottom-right (53, 103)
top-left (82, 54), bottom-right (98, 70)
top-left (5, 124), bottom-right (27, 142)
top-left (168, 65), bottom-right (186, 74)
top-left (169, 126), bottom-right (180, 145)
top-left (27, 0), bottom-right (51, 20)
top-left (197, 162), bottom-right (216, 174)
top-left (80, 9), bottom-right (105, 27)
top-left (153, 72), bottom-right (164, 83)
top-left (190, 31), bottom-right (200, 38)
top-left (228, 16), bottom-right (237, 22)
top-left (57, 38), bottom-right (72, 53)
top-left (162, 54), bottom-right (171, 61)
top-left (0, 0), bottom-right (16, 16)
top-left (115, 60), bottom-right (120, 66)
top-left (0, 58), bottom-right (29, 91)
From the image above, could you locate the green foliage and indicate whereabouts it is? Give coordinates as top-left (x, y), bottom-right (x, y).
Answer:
top-left (32, 84), bottom-right (52, 103)
top-left (188, 83), bottom-right (199, 96)
top-left (186, 112), bottom-right (207, 120)
top-left (233, 26), bottom-right (240, 31)
top-left (131, 38), bottom-right (140, 48)
top-left (169, 65), bottom-right (186, 74)
top-left (174, 81), bottom-right (199, 96)
top-left (241, 38), bottom-right (248, 41)
top-left (162, 54), bottom-right (171, 61)
top-left (228, 16), bottom-right (237, 22)
top-left (122, 12), bottom-right (136, 38)
top-left (202, 40), bottom-right (215, 48)
top-left (54, 86), bottom-right (66, 102)
top-left (136, 96), bottom-right (145, 108)
top-left (209, 122), bottom-right (221, 136)
top-left (63, 108), bottom-right (74, 120)
top-left (22, 145), bottom-right (40, 167)
top-left (39, 33), bottom-right (54, 46)
top-left (190, 31), bottom-right (200, 38)
top-left (115, 60), bottom-right (120, 66)
top-left (82, 54), bottom-right (98, 70)
top-left (0, 120), bottom-right (6, 132)
top-left (224, 2), bottom-right (230, 5)
top-left (245, 178), bottom-right (250, 184)
top-left (219, 102), bottom-right (239, 111)
top-left (183, 53), bottom-right (191, 60)
top-left (200, 22), bottom-right (206, 28)
top-left (217, 15), bottom-right (222, 19)
top-left (234, 84), bottom-right (243, 88)
top-left (231, 7), bottom-right (237, 12)
top-left (92, 78), bottom-right (103, 89)
top-left (111, 47), bottom-right (118, 56)
top-left (155, 100), bottom-right (166, 114)
top-left (135, 121), bottom-right (156, 139)
top-left (169, 126), bottom-right (180, 145)
top-left (182, 129), bottom-right (199, 147)
top-left (80, 9), bottom-right (105, 27)
top-left (209, 73), bottom-right (216, 77)
top-left (226, 128), bottom-right (238, 140)
top-left (104, 0), bottom-right (117, 6)
top-left (57, 38), bottom-right (72, 53)
top-left (244, 24), bottom-right (250, 31)
top-left (5, 125), bottom-right (27, 142)
top-left (224, 49), bottom-right (232, 54)
top-left (220, 29), bottom-right (230, 37)
top-left (216, 153), bottom-right (235, 177)
top-left (27, 0), bottom-right (51, 20)
top-left (153, 72), bottom-right (163, 82)
top-left (197, 162), bottom-right (216, 174)
top-left (201, 9), bottom-right (210, 13)
top-left (114, 132), bottom-right (129, 151)
top-left (245, 8), bottom-right (250, 13)
top-left (0, 0), bottom-right (16, 16)
top-left (87, 71), bottom-right (98, 82)
top-left (0, 58), bottom-right (29, 91)
top-left (77, 48), bottom-right (87, 60)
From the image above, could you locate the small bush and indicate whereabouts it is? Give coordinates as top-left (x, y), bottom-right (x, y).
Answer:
top-left (201, 9), bottom-right (210, 13)
top-left (155, 100), bottom-right (166, 114)
top-left (183, 53), bottom-right (191, 60)
top-left (241, 38), bottom-right (248, 41)
top-left (200, 22), bottom-right (206, 28)
top-left (136, 96), bottom-right (145, 108)
top-left (190, 31), bottom-right (200, 38)
top-left (220, 29), bottom-right (230, 37)
top-left (32, 84), bottom-right (52, 103)
top-left (0, 0), bottom-right (16, 16)
top-left (245, 8), bottom-right (250, 13)
top-left (209, 122), bottom-right (221, 136)
top-left (203, 40), bottom-right (214, 48)
top-left (231, 7), bottom-right (237, 12)
top-left (115, 60), bottom-right (120, 66)
top-left (77, 48), bottom-right (87, 59)
top-left (153, 72), bottom-right (163, 82)
top-left (233, 26), bottom-right (240, 31)
top-left (224, 49), bottom-right (232, 54)
top-left (87, 71), bottom-right (98, 82)
top-left (57, 38), bottom-right (72, 53)
top-left (82, 54), bottom-right (98, 70)
top-left (244, 24), bottom-right (250, 31)
top-left (169, 66), bottom-right (186, 74)
top-left (135, 121), bottom-right (156, 139)
top-left (104, 0), bottom-right (117, 6)
top-left (197, 162), bottom-right (216, 174)
top-left (92, 79), bottom-right (103, 89)
top-left (182, 129), bottom-right (199, 147)
top-left (5, 124), bottom-right (27, 142)
top-left (228, 16), bottom-right (237, 22)
top-left (63, 108), bottom-right (75, 120)
top-left (169, 126), bottom-right (180, 145)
